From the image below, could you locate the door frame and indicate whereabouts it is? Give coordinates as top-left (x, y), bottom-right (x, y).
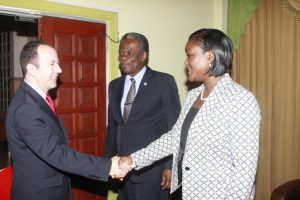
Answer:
top-left (0, 0), bottom-right (120, 82)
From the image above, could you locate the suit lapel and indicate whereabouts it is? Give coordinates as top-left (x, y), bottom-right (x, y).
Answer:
top-left (21, 81), bottom-right (65, 136)
top-left (196, 74), bottom-right (234, 123)
top-left (115, 67), bottom-right (152, 124)
top-left (114, 76), bottom-right (126, 123)
top-left (135, 66), bottom-right (152, 98)
top-left (128, 67), bottom-right (152, 119)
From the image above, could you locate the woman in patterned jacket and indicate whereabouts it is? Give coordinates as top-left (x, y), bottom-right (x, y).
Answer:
top-left (119, 28), bottom-right (261, 200)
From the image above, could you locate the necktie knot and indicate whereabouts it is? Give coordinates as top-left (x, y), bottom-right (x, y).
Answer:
top-left (46, 94), bottom-right (57, 116)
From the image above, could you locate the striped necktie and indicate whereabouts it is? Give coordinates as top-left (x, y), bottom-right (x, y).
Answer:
top-left (123, 78), bottom-right (136, 123)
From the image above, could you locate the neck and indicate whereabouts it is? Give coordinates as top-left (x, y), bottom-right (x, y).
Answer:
top-left (24, 76), bottom-right (47, 94)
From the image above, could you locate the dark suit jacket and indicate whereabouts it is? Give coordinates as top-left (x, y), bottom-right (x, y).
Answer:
top-left (105, 67), bottom-right (181, 182)
top-left (6, 81), bottom-right (111, 200)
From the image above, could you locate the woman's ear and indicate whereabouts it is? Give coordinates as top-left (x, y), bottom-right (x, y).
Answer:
top-left (208, 50), bottom-right (215, 62)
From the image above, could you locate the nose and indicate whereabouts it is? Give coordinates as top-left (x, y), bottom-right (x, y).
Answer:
top-left (55, 63), bottom-right (62, 73)
top-left (184, 59), bottom-right (188, 68)
top-left (119, 54), bottom-right (128, 62)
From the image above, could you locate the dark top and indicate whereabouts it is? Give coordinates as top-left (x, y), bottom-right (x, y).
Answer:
top-left (178, 106), bottom-right (199, 184)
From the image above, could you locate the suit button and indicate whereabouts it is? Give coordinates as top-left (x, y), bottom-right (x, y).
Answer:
top-left (185, 167), bottom-right (190, 171)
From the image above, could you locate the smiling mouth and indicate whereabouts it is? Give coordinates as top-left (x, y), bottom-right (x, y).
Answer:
top-left (121, 64), bottom-right (130, 67)
top-left (51, 77), bottom-right (58, 81)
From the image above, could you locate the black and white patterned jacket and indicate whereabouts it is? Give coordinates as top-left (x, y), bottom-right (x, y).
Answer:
top-left (132, 73), bottom-right (261, 200)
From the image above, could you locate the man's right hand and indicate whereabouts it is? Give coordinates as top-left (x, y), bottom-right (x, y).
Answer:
top-left (109, 156), bottom-right (127, 179)
top-left (118, 156), bottom-right (135, 173)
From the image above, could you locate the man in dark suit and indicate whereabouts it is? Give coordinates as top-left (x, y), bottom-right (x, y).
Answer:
top-left (104, 32), bottom-right (181, 200)
top-left (5, 40), bottom-right (124, 200)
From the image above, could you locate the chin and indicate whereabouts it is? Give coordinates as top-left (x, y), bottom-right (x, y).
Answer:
top-left (188, 76), bottom-right (195, 82)
top-left (120, 65), bottom-right (130, 71)
top-left (49, 83), bottom-right (57, 89)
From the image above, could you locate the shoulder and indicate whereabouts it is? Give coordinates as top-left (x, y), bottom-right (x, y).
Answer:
top-left (7, 89), bottom-right (43, 120)
top-left (109, 76), bottom-right (124, 88)
top-left (150, 69), bottom-right (176, 83)
top-left (231, 81), bottom-right (256, 99)
top-left (227, 80), bottom-right (260, 110)
top-left (8, 86), bottom-right (34, 110)
top-left (219, 74), bottom-right (256, 100)
top-left (151, 69), bottom-right (174, 78)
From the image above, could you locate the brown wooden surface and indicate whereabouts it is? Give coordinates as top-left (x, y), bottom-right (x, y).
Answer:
top-left (39, 16), bottom-right (107, 200)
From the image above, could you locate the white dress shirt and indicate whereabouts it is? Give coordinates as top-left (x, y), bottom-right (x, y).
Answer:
top-left (120, 66), bottom-right (147, 115)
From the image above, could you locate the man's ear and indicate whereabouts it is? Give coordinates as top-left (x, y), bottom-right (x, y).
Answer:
top-left (26, 64), bottom-right (37, 77)
top-left (142, 52), bottom-right (147, 63)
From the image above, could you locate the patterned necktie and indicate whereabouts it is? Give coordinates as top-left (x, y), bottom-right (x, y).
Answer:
top-left (123, 78), bottom-right (136, 123)
top-left (46, 94), bottom-right (57, 116)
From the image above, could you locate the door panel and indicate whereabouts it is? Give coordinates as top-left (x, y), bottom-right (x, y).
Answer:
top-left (39, 16), bottom-right (107, 200)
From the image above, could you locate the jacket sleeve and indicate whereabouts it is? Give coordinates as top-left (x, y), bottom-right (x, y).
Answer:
top-left (226, 90), bottom-right (261, 199)
top-left (104, 85), bottom-right (118, 158)
top-left (14, 103), bottom-right (112, 182)
top-left (161, 75), bottom-right (181, 169)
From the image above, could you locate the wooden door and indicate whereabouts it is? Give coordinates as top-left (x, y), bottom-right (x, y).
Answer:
top-left (39, 16), bottom-right (107, 200)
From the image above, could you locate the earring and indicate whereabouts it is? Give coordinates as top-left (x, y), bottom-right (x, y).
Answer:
top-left (208, 61), bottom-right (212, 68)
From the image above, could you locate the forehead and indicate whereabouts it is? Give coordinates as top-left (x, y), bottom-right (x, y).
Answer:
top-left (185, 40), bottom-right (202, 52)
top-left (119, 38), bottom-right (140, 50)
top-left (37, 45), bottom-right (58, 60)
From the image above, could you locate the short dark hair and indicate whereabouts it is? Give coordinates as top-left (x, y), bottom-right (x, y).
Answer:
top-left (188, 28), bottom-right (233, 76)
top-left (19, 40), bottom-right (48, 75)
top-left (120, 32), bottom-right (149, 65)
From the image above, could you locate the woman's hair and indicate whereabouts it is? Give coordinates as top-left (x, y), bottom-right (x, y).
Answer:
top-left (120, 32), bottom-right (149, 65)
top-left (188, 28), bottom-right (233, 76)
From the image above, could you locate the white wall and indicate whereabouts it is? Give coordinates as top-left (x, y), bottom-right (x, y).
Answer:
top-left (11, 32), bottom-right (36, 78)
top-left (47, 0), bottom-right (228, 101)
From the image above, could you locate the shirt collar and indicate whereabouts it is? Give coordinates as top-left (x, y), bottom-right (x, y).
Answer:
top-left (24, 80), bottom-right (47, 99)
top-left (125, 66), bottom-right (147, 86)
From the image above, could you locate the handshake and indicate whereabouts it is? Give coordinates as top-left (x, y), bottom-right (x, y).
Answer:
top-left (109, 156), bottom-right (136, 180)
